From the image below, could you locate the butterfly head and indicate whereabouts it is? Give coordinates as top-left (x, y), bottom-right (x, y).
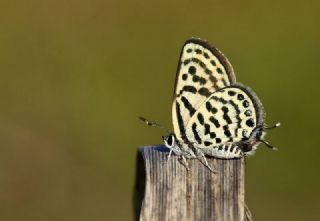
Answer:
top-left (162, 133), bottom-right (175, 149)
top-left (242, 126), bottom-right (265, 151)
top-left (240, 122), bottom-right (280, 154)
top-left (139, 116), bottom-right (176, 149)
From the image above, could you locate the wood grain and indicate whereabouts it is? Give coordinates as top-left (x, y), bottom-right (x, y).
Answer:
top-left (134, 145), bottom-right (253, 221)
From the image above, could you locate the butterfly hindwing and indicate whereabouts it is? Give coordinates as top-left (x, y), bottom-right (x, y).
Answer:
top-left (184, 84), bottom-right (264, 158)
top-left (172, 38), bottom-right (236, 140)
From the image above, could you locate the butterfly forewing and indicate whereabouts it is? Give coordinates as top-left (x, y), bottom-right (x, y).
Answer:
top-left (172, 38), bottom-right (236, 140)
top-left (185, 84), bottom-right (264, 156)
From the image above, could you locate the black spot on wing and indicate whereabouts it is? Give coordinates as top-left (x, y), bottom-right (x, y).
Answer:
top-left (245, 110), bottom-right (252, 116)
top-left (243, 100), bottom-right (249, 108)
top-left (183, 85), bottom-right (197, 93)
top-left (223, 112), bottom-right (232, 124)
top-left (211, 107), bottom-right (218, 114)
top-left (188, 66), bottom-right (196, 75)
top-left (194, 58), bottom-right (206, 69)
top-left (246, 118), bottom-right (255, 127)
top-left (175, 102), bottom-right (186, 139)
top-left (211, 96), bottom-right (227, 104)
top-left (204, 141), bottom-right (212, 146)
top-left (198, 87), bottom-right (211, 97)
top-left (183, 60), bottom-right (190, 65)
top-left (210, 60), bottom-right (216, 66)
top-left (228, 90), bottom-right (236, 96)
top-left (216, 67), bottom-right (223, 74)
top-left (195, 49), bottom-right (202, 54)
top-left (209, 75), bottom-right (217, 83)
top-left (209, 76), bottom-right (219, 90)
top-left (209, 116), bottom-right (220, 128)
top-left (205, 69), bottom-right (212, 75)
top-left (222, 106), bottom-right (229, 113)
top-left (181, 96), bottom-right (196, 116)
top-left (192, 123), bottom-right (202, 144)
top-left (221, 78), bottom-right (228, 86)
top-left (178, 85), bottom-right (197, 96)
top-left (221, 106), bottom-right (232, 124)
top-left (224, 130), bottom-right (232, 137)
top-left (192, 75), bottom-right (207, 85)
top-left (204, 123), bottom-right (210, 135)
top-left (223, 125), bottom-right (229, 130)
top-left (206, 102), bottom-right (212, 112)
top-left (182, 73), bottom-right (188, 80)
top-left (197, 113), bottom-right (204, 125)
top-left (237, 94), bottom-right (244, 100)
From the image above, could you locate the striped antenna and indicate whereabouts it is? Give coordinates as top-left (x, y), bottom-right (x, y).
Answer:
top-left (259, 139), bottom-right (278, 151)
top-left (264, 122), bottom-right (281, 130)
top-left (139, 116), bottom-right (170, 134)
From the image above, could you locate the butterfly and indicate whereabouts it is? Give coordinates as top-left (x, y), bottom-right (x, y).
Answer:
top-left (140, 38), bottom-right (280, 172)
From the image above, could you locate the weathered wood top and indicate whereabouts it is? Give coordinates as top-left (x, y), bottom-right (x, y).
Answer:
top-left (134, 145), bottom-right (253, 221)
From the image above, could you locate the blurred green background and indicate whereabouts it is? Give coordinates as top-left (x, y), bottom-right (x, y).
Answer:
top-left (0, 0), bottom-right (319, 220)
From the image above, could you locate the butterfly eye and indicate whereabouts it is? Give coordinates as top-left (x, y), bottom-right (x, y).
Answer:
top-left (167, 135), bottom-right (173, 146)
top-left (165, 134), bottom-right (175, 147)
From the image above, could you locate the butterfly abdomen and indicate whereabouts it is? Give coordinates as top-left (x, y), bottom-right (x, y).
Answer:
top-left (201, 144), bottom-right (243, 159)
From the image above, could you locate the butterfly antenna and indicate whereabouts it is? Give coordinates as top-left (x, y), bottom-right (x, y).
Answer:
top-left (259, 139), bottom-right (278, 151)
top-left (264, 122), bottom-right (281, 130)
top-left (139, 116), bottom-right (170, 134)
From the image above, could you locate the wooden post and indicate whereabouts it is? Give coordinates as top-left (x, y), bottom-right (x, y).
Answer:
top-left (134, 145), bottom-right (253, 221)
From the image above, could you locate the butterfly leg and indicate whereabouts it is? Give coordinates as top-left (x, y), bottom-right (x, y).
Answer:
top-left (167, 148), bottom-right (173, 162)
top-left (195, 149), bottom-right (216, 173)
top-left (178, 156), bottom-right (190, 171)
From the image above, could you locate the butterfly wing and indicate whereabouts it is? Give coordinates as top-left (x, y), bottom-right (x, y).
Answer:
top-left (184, 84), bottom-right (264, 157)
top-left (172, 38), bottom-right (236, 140)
